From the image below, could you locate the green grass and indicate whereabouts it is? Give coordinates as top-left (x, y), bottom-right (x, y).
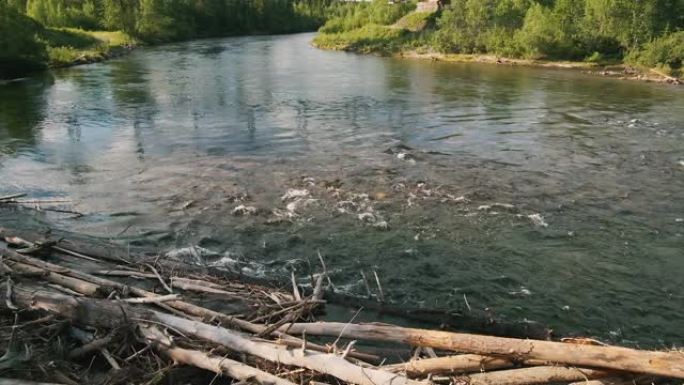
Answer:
top-left (39, 28), bottom-right (137, 67)
top-left (392, 11), bottom-right (435, 32)
top-left (313, 24), bottom-right (407, 54)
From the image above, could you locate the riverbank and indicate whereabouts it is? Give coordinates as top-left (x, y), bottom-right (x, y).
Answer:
top-left (312, 34), bottom-right (682, 86)
top-left (312, 1), bottom-right (683, 86)
top-left (44, 29), bottom-right (138, 68)
top-left (0, 28), bottom-right (137, 80)
top-left (396, 51), bottom-right (683, 85)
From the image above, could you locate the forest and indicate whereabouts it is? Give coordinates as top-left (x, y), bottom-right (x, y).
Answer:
top-left (0, 0), bottom-right (335, 77)
top-left (314, 0), bottom-right (684, 78)
top-left (1, 0), bottom-right (683, 79)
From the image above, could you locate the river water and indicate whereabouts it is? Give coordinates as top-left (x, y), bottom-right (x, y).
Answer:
top-left (1, 33), bottom-right (683, 347)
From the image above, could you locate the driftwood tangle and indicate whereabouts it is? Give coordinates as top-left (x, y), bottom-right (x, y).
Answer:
top-left (0, 227), bottom-right (681, 385)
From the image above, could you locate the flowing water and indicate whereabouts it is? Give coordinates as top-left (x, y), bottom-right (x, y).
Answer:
top-left (1, 33), bottom-right (683, 347)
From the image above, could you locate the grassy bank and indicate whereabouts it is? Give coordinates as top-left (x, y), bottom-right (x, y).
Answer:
top-left (0, 5), bottom-right (137, 78)
top-left (313, 1), bottom-right (683, 84)
top-left (42, 28), bottom-right (137, 67)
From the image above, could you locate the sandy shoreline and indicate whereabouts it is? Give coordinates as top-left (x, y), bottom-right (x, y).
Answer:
top-left (395, 50), bottom-right (682, 85)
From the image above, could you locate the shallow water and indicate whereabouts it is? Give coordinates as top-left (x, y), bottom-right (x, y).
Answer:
top-left (1, 33), bottom-right (683, 347)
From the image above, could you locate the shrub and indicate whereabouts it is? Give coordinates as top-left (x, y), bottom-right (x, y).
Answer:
top-left (318, 0), bottom-right (415, 34)
top-left (626, 31), bottom-right (684, 75)
top-left (0, 3), bottom-right (47, 77)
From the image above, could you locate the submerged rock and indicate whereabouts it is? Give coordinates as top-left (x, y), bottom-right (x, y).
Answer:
top-left (527, 213), bottom-right (549, 227)
top-left (281, 189), bottom-right (309, 201)
top-left (358, 212), bottom-right (376, 223)
top-left (232, 204), bottom-right (257, 216)
top-left (373, 220), bottom-right (390, 230)
top-left (285, 198), bottom-right (317, 214)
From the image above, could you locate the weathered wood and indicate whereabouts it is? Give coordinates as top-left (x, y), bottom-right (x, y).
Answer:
top-left (463, 366), bottom-right (614, 385)
top-left (0, 228), bottom-right (131, 264)
top-left (1, 227), bottom-right (553, 340)
top-left (278, 322), bottom-right (684, 379)
top-left (68, 327), bottom-right (120, 370)
top-left (68, 332), bottom-right (114, 359)
top-left (0, 248), bottom-right (377, 362)
top-left (0, 380), bottom-right (63, 385)
top-left (4, 287), bottom-right (424, 385)
top-left (169, 279), bottom-right (240, 297)
top-left (141, 326), bottom-right (299, 385)
top-left (121, 294), bottom-right (180, 304)
top-left (164, 346), bottom-right (300, 385)
top-left (0, 193), bottom-right (27, 201)
top-left (6, 261), bottom-right (102, 297)
top-left (152, 311), bottom-right (426, 385)
top-left (384, 354), bottom-right (515, 376)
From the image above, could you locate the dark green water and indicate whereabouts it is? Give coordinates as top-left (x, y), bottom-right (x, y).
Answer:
top-left (1, 33), bottom-right (683, 347)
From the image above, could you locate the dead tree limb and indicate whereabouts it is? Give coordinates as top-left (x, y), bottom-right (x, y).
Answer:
top-left (278, 322), bottom-right (684, 379)
top-left (384, 354), bottom-right (515, 376)
top-left (3, 287), bottom-right (425, 385)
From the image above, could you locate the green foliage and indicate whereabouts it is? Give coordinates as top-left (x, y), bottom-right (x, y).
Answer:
top-left (26, 0), bottom-right (100, 30)
top-left (40, 28), bottom-right (100, 49)
top-left (627, 31), bottom-right (684, 75)
top-left (393, 11), bottom-right (435, 32)
top-left (4, 0), bottom-right (683, 78)
top-left (39, 28), bottom-right (137, 66)
top-left (314, 23), bottom-right (408, 53)
top-left (319, 0), bottom-right (415, 33)
top-left (0, 0), bottom-right (27, 13)
top-left (433, 0), bottom-right (683, 61)
top-left (1, 0), bottom-right (342, 77)
top-left (318, 0), bottom-right (683, 74)
top-left (513, 3), bottom-right (576, 59)
top-left (17, 0), bottom-right (338, 42)
top-left (0, 2), bottom-right (46, 78)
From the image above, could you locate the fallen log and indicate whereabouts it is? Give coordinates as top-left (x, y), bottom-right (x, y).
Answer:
top-left (0, 193), bottom-right (27, 201)
top-left (278, 322), bottom-right (684, 379)
top-left (1, 227), bottom-right (552, 340)
top-left (69, 327), bottom-right (121, 370)
top-left (5, 260), bottom-right (103, 297)
top-left (140, 325), bottom-right (299, 385)
top-left (0, 380), bottom-right (63, 385)
top-left (384, 354), bottom-right (515, 376)
top-left (4, 286), bottom-right (425, 385)
top-left (0, 248), bottom-right (378, 363)
top-left (462, 366), bottom-right (614, 385)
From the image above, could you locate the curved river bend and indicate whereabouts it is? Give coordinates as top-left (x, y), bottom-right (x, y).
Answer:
top-left (1, 33), bottom-right (683, 346)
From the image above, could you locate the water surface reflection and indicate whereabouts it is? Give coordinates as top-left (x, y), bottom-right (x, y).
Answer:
top-left (0, 33), bottom-right (683, 346)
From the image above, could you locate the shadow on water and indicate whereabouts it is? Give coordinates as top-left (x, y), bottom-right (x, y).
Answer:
top-left (0, 75), bottom-right (52, 153)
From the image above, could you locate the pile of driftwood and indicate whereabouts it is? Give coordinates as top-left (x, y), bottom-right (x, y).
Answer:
top-left (0, 228), bottom-right (682, 385)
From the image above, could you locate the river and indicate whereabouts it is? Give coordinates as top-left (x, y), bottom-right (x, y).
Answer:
top-left (1, 33), bottom-right (683, 347)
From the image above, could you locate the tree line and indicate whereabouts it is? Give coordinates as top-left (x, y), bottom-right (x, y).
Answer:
top-left (433, 0), bottom-right (683, 64)
top-left (3, 0), bottom-right (335, 40)
top-left (316, 0), bottom-right (684, 75)
top-left (2, 0), bottom-right (683, 78)
top-left (0, 0), bottom-right (336, 77)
